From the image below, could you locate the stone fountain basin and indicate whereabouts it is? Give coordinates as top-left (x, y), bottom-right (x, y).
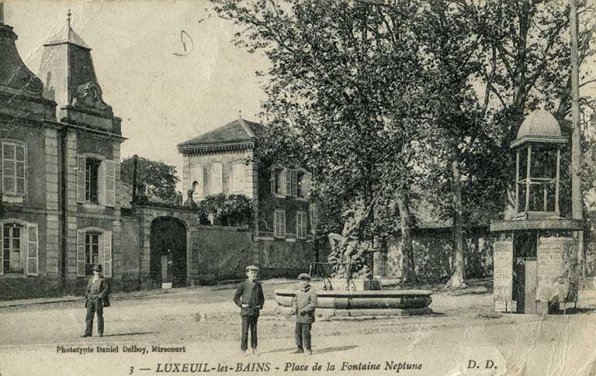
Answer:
top-left (274, 289), bottom-right (432, 310)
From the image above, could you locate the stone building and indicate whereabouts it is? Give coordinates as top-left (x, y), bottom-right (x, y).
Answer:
top-left (178, 118), bottom-right (315, 278)
top-left (0, 11), bottom-right (124, 299)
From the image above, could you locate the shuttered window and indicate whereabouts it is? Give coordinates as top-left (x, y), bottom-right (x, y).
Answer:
top-left (1, 142), bottom-right (26, 196)
top-left (274, 210), bottom-right (286, 238)
top-left (77, 155), bottom-right (114, 207)
top-left (77, 229), bottom-right (113, 277)
top-left (0, 222), bottom-right (37, 275)
top-left (296, 211), bottom-right (308, 239)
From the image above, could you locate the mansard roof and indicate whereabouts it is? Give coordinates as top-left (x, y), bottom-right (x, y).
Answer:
top-left (0, 12), bottom-right (55, 120)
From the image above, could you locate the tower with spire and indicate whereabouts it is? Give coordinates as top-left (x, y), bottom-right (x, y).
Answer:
top-left (39, 10), bottom-right (121, 133)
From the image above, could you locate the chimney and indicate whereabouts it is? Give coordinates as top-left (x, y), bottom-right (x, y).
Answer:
top-left (0, 2), bottom-right (5, 25)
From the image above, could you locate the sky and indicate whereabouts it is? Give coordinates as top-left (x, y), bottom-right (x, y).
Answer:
top-left (5, 0), bottom-right (269, 187)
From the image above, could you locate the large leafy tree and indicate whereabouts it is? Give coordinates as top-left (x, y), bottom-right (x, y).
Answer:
top-left (121, 156), bottom-right (181, 204)
top-left (211, 0), bottom-right (595, 288)
top-left (212, 0), bottom-right (426, 282)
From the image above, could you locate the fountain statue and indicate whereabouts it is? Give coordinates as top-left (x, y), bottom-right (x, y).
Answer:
top-left (327, 208), bottom-right (378, 280)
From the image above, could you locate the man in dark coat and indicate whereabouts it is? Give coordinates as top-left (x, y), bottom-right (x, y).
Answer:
top-left (292, 273), bottom-right (317, 355)
top-left (82, 264), bottom-right (110, 337)
top-left (233, 265), bottom-right (265, 355)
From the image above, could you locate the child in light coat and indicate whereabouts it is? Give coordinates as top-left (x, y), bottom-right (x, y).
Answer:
top-left (292, 273), bottom-right (317, 355)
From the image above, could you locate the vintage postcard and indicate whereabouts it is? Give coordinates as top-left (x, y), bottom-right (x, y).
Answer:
top-left (0, 0), bottom-right (595, 375)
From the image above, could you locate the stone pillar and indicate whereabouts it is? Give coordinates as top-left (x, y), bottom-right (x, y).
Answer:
top-left (187, 219), bottom-right (200, 286)
top-left (44, 128), bottom-right (61, 292)
top-left (493, 238), bottom-right (514, 312)
top-left (138, 209), bottom-right (153, 288)
top-left (536, 236), bottom-right (576, 314)
top-left (64, 131), bottom-right (78, 292)
top-left (111, 142), bottom-right (123, 286)
top-left (182, 155), bottom-right (190, 193)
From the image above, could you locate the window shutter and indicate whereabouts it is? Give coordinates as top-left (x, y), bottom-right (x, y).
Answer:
top-left (2, 142), bottom-right (15, 194)
top-left (15, 144), bottom-right (26, 196)
top-left (291, 170), bottom-right (298, 197)
top-left (77, 155), bottom-right (86, 203)
top-left (77, 230), bottom-right (85, 277)
top-left (105, 161), bottom-right (115, 207)
top-left (26, 223), bottom-right (39, 276)
top-left (304, 173), bottom-right (312, 198)
top-left (296, 213), bottom-right (301, 238)
top-left (103, 231), bottom-right (112, 277)
top-left (0, 224), bottom-right (3, 276)
top-left (98, 160), bottom-right (106, 206)
top-left (270, 169), bottom-right (276, 194)
top-left (284, 169), bottom-right (291, 197)
top-left (281, 210), bottom-right (286, 237)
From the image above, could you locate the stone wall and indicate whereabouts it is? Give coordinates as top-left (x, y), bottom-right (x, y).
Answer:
top-left (195, 225), bottom-right (253, 283)
top-left (256, 237), bottom-right (315, 279)
top-left (536, 236), bottom-right (576, 307)
top-left (376, 227), bottom-right (493, 282)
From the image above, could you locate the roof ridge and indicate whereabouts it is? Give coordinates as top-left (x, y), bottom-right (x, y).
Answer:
top-left (44, 25), bottom-right (90, 49)
top-left (238, 117), bottom-right (256, 138)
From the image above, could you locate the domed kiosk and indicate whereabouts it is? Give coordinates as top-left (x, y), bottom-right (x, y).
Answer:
top-left (490, 110), bottom-right (582, 314)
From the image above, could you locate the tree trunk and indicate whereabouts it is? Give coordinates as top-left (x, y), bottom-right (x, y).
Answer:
top-left (447, 148), bottom-right (467, 289)
top-left (397, 191), bottom-right (416, 284)
top-left (503, 2), bottom-right (531, 219)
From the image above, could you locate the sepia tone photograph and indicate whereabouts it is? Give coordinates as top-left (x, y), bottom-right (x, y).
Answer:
top-left (0, 0), bottom-right (595, 375)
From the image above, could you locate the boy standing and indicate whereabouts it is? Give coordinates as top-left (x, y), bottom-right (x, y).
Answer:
top-left (82, 264), bottom-right (110, 337)
top-left (292, 273), bottom-right (317, 355)
top-left (233, 265), bottom-right (265, 355)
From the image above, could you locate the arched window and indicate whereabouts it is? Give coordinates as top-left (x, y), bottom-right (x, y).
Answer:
top-left (190, 165), bottom-right (203, 199)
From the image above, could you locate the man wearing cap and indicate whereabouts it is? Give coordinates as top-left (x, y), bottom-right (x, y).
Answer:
top-left (292, 273), bottom-right (317, 355)
top-left (233, 265), bottom-right (265, 355)
top-left (82, 264), bottom-right (110, 337)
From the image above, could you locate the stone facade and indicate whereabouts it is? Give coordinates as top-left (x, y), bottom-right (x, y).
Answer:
top-left (0, 14), bottom-right (124, 299)
top-left (178, 119), bottom-right (315, 272)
